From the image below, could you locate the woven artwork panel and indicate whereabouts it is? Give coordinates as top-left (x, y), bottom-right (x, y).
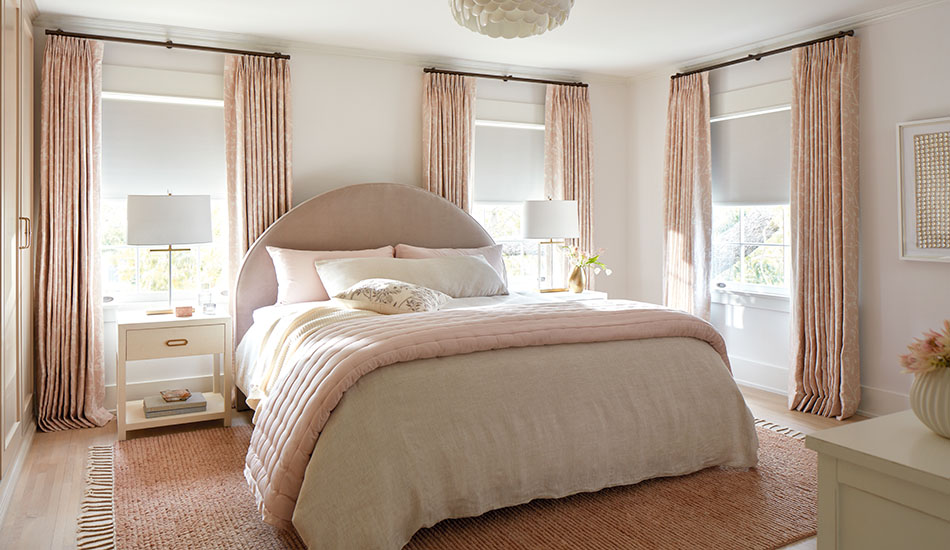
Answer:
top-left (913, 131), bottom-right (950, 248)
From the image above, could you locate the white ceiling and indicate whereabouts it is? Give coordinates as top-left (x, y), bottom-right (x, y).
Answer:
top-left (35, 0), bottom-right (925, 77)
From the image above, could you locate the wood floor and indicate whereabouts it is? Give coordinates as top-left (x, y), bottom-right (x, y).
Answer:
top-left (0, 386), bottom-right (864, 550)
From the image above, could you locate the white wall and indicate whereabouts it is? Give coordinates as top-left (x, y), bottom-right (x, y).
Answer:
top-left (625, 2), bottom-right (950, 416)
top-left (35, 28), bottom-right (631, 408)
top-left (855, 2), bottom-right (950, 415)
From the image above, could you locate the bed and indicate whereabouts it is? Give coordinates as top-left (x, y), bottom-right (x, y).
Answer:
top-left (233, 183), bottom-right (758, 549)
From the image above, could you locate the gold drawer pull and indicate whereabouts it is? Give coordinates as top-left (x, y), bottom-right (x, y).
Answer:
top-left (165, 338), bottom-right (189, 347)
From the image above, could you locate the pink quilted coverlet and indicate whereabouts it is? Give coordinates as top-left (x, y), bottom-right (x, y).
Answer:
top-left (244, 300), bottom-right (730, 529)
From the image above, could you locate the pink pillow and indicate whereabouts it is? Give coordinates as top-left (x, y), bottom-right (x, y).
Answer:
top-left (266, 245), bottom-right (394, 304)
top-left (394, 243), bottom-right (507, 284)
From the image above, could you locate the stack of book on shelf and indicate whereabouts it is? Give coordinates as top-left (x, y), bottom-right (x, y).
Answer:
top-left (143, 389), bottom-right (207, 418)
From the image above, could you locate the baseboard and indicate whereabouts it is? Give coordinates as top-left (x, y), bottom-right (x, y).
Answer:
top-left (104, 374), bottom-right (214, 410)
top-left (0, 419), bottom-right (36, 526)
top-left (729, 355), bottom-right (788, 395)
top-left (856, 385), bottom-right (910, 418)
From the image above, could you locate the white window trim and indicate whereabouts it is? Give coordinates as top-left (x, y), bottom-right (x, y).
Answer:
top-left (712, 287), bottom-right (790, 313)
top-left (475, 119), bottom-right (544, 131)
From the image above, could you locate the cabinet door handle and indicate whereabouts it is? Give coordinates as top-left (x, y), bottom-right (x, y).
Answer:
top-left (165, 338), bottom-right (189, 347)
top-left (17, 217), bottom-right (31, 250)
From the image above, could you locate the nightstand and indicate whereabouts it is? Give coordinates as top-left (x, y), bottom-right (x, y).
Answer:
top-left (116, 311), bottom-right (232, 440)
top-left (535, 290), bottom-right (608, 302)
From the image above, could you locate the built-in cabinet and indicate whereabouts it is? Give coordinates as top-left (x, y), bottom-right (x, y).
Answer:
top-left (0, 0), bottom-right (33, 483)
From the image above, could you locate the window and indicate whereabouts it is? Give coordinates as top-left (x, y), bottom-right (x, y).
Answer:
top-left (471, 120), bottom-right (545, 291)
top-left (101, 199), bottom-right (228, 300)
top-left (99, 86), bottom-right (227, 302)
top-left (710, 106), bottom-right (791, 295)
top-left (712, 205), bottom-right (790, 294)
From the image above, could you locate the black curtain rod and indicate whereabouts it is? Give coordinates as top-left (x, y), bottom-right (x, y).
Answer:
top-left (45, 29), bottom-right (290, 60)
top-left (424, 67), bottom-right (587, 88)
top-left (672, 29), bottom-right (854, 79)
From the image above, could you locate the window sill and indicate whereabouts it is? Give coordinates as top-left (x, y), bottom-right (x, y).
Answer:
top-left (711, 287), bottom-right (790, 313)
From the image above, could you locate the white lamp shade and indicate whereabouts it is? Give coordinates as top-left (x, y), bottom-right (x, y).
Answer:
top-left (126, 194), bottom-right (213, 246)
top-left (523, 200), bottom-right (579, 239)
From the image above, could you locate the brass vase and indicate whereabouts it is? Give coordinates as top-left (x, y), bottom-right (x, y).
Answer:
top-left (568, 266), bottom-right (585, 293)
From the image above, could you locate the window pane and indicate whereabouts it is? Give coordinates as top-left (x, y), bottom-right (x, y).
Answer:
top-left (471, 202), bottom-right (539, 291)
top-left (101, 199), bottom-right (127, 247)
top-left (171, 249), bottom-right (199, 292)
top-left (102, 248), bottom-right (137, 295)
top-left (713, 244), bottom-right (741, 283)
top-left (199, 245), bottom-right (227, 291)
top-left (713, 205), bottom-right (740, 243)
top-left (476, 203), bottom-right (522, 241)
top-left (741, 205), bottom-right (784, 244)
top-left (139, 249), bottom-right (170, 292)
top-left (742, 244), bottom-right (785, 287)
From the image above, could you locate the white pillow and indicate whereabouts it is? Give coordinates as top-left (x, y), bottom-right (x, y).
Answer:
top-left (266, 245), bottom-right (395, 304)
top-left (394, 243), bottom-right (508, 284)
top-left (334, 278), bottom-right (450, 314)
top-left (315, 256), bottom-right (509, 299)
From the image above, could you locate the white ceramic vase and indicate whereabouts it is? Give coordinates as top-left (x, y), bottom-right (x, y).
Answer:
top-left (909, 367), bottom-right (950, 439)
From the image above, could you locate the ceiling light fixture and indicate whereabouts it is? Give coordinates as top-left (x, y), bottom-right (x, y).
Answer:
top-left (450, 0), bottom-right (574, 39)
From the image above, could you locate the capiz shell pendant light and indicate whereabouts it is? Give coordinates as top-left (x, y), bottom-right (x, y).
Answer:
top-left (451, 0), bottom-right (574, 39)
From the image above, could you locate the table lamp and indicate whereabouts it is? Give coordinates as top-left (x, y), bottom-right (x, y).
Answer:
top-left (523, 199), bottom-right (579, 292)
top-left (127, 194), bottom-right (212, 314)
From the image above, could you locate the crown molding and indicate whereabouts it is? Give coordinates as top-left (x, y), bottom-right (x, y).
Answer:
top-left (627, 0), bottom-right (949, 83)
top-left (32, 13), bottom-right (628, 86)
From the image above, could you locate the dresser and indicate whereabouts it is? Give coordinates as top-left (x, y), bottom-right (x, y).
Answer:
top-left (805, 410), bottom-right (950, 549)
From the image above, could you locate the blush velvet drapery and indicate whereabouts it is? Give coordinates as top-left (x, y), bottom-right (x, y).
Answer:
top-left (662, 73), bottom-right (712, 320)
top-left (224, 54), bottom-right (293, 294)
top-left (35, 35), bottom-right (112, 431)
top-left (788, 36), bottom-right (861, 419)
top-left (422, 72), bottom-right (476, 212)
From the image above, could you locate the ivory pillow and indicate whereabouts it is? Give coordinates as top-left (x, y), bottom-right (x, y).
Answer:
top-left (266, 245), bottom-right (395, 304)
top-left (394, 243), bottom-right (508, 284)
top-left (315, 256), bottom-right (509, 299)
top-left (334, 279), bottom-right (450, 314)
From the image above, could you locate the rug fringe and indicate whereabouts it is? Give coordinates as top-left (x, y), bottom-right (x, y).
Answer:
top-left (77, 445), bottom-right (116, 550)
top-left (754, 419), bottom-right (807, 440)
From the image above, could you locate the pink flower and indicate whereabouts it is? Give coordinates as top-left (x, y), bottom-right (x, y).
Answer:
top-left (901, 320), bottom-right (950, 375)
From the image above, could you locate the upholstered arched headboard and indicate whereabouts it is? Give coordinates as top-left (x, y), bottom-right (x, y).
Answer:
top-left (233, 183), bottom-right (495, 343)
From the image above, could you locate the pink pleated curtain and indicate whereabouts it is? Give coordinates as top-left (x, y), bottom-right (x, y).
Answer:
top-left (662, 73), bottom-right (712, 320)
top-left (36, 36), bottom-right (112, 431)
top-left (422, 72), bottom-right (476, 212)
top-left (545, 84), bottom-right (595, 284)
top-left (224, 54), bottom-right (293, 292)
top-left (788, 36), bottom-right (861, 419)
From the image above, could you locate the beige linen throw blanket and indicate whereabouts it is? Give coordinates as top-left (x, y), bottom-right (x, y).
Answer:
top-left (245, 300), bottom-right (750, 534)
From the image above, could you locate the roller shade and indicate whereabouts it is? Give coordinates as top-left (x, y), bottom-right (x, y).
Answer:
top-left (711, 109), bottom-right (791, 205)
top-left (101, 98), bottom-right (226, 199)
top-left (473, 124), bottom-right (545, 203)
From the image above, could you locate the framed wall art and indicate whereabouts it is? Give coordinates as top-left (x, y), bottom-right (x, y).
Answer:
top-left (897, 117), bottom-right (950, 262)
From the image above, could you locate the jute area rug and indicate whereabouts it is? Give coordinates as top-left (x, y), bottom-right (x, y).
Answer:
top-left (84, 423), bottom-right (815, 549)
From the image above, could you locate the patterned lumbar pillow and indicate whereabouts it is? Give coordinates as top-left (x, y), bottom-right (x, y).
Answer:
top-left (333, 278), bottom-right (451, 314)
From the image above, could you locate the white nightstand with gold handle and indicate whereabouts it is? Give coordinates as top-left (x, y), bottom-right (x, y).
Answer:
top-left (116, 311), bottom-right (232, 440)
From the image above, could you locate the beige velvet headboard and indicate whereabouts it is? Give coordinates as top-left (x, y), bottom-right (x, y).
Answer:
top-left (233, 183), bottom-right (495, 343)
